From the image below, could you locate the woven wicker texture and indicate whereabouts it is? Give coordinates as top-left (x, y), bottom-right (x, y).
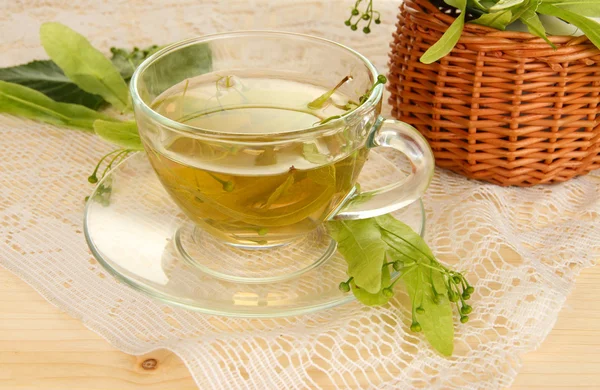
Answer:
top-left (388, 0), bottom-right (600, 186)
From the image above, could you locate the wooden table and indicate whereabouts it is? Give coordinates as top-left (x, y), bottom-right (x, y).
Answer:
top-left (1, 265), bottom-right (599, 389)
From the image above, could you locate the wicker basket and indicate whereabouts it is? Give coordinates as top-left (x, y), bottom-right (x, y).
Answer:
top-left (387, 0), bottom-right (600, 186)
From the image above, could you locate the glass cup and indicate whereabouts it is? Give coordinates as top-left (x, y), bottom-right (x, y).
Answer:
top-left (131, 31), bottom-right (434, 278)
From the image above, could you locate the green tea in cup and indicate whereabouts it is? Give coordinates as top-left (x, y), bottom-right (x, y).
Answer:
top-left (132, 32), bottom-right (434, 250)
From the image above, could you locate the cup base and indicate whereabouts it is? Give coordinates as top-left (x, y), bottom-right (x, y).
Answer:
top-left (174, 222), bottom-right (337, 284)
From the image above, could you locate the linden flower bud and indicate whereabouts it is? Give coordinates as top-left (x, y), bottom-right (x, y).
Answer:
top-left (339, 282), bottom-right (350, 293)
top-left (410, 322), bottom-right (422, 332)
top-left (382, 287), bottom-right (394, 298)
top-left (461, 305), bottom-right (472, 315)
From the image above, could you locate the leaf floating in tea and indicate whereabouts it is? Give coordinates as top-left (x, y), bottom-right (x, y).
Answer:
top-left (263, 175), bottom-right (295, 209)
top-left (307, 75), bottom-right (351, 110)
top-left (317, 115), bottom-right (342, 125)
top-left (302, 143), bottom-right (329, 164)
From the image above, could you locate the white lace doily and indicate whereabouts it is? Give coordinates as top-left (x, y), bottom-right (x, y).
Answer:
top-left (1, 1), bottom-right (599, 388)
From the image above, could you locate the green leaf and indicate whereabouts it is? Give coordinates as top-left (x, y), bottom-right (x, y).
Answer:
top-left (508, 0), bottom-right (539, 23)
top-left (443, 0), bottom-right (463, 8)
top-left (0, 60), bottom-right (105, 109)
top-left (520, 6), bottom-right (556, 48)
top-left (307, 76), bottom-right (350, 110)
top-left (263, 176), bottom-right (295, 209)
top-left (469, 0), bottom-right (493, 11)
top-left (327, 219), bottom-right (387, 293)
top-left (40, 22), bottom-right (130, 111)
top-left (375, 214), bottom-right (454, 356)
top-left (420, 0), bottom-right (467, 64)
top-left (471, 9), bottom-right (514, 29)
top-left (403, 264), bottom-right (455, 356)
top-left (109, 45), bottom-right (161, 81)
top-left (351, 266), bottom-right (392, 306)
top-left (303, 143), bottom-right (330, 164)
top-left (540, 0), bottom-right (600, 17)
top-left (490, 0), bottom-right (527, 11)
top-left (538, 3), bottom-right (600, 50)
top-left (93, 120), bottom-right (143, 150)
top-left (375, 214), bottom-right (434, 260)
top-left (0, 80), bottom-right (116, 130)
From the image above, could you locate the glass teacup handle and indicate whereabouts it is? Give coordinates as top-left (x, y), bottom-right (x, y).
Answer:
top-left (333, 116), bottom-right (435, 220)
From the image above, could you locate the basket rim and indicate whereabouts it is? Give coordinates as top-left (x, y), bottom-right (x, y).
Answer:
top-left (403, 0), bottom-right (600, 51)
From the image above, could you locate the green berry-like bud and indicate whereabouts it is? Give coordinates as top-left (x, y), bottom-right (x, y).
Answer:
top-left (462, 293), bottom-right (471, 300)
top-left (88, 175), bottom-right (98, 184)
top-left (363, 26), bottom-right (371, 34)
top-left (460, 315), bottom-right (469, 323)
top-left (393, 261), bottom-right (402, 271)
top-left (453, 276), bottom-right (461, 284)
top-left (352, 8), bottom-right (359, 15)
top-left (466, 286), bottom-right (475, 294)
top-left (362, 14), bottom-right (370, 20)
top-left (344, 20), bottom-right (351, 26)
top-left (339, 282), bottom-right (350, 292)
top-left (461, 305), bottom-right (472, 315)
top-left (377, 75), bottom-right (387, 84)
top-left (375, 18), bottom-right (381, 24)
top-left (382, 287), bottom-right (394, 298)
top-left (351, 25), bottom-right (358, 31)
top-left (416, 306), bottom-right (425, 314)
top-left (223, 181), bottom-right (235, 192)
top-left (410, 322), bottom-right (422, 332)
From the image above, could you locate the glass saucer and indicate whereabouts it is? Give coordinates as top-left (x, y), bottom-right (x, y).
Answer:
top-left (84, 152), bottom-right (425, 318)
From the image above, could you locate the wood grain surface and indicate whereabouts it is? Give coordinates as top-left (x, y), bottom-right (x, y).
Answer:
top-left (1, 265), bottom-right (599, 389)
